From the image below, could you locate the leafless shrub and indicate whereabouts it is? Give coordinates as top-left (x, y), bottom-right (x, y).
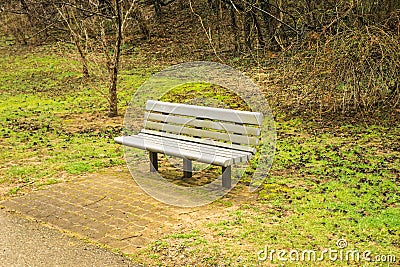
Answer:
top-left (276, 26), bottom-right (400, 115)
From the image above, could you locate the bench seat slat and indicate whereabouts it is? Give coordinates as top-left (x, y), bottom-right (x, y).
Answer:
top-left (114, 136), bottom-right (251, 166)
top-left (137, 135), bottom-right (250, 165)
top-left (144, 112), bottom-right (261, 136)
top-left (137, 133), bottom-right (252, 163)
top-left (140, 129), bottom-right (257, 154)
top-left (146, 100), bottom-right (263, 126)
top-left (144, 121), bottom-right (259, 146)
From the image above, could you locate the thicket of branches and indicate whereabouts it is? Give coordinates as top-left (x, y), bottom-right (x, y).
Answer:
top-left (1, 0), bottom-right (149, 117)
top-left (1, 0), bottom-right (399, 116)
top-left (196, 0), bottom-right (400, 114)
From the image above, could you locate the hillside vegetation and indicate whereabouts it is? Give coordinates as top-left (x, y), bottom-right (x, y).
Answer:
top-left (0, 0), bottom-right (399, 266)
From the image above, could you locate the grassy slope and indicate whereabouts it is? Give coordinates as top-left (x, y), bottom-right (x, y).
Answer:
top-left (137, 118), bottom-right (399, 266)
top-left (0, 44), bottom-right (398, 266)
top-left (0, 45), bottom-right (149, 195)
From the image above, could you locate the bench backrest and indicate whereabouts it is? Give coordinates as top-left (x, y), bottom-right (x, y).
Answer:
top-left (143, 100), bottom-right (262, 153)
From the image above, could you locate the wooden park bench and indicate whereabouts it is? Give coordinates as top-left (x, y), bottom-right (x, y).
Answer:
top-left (114, 100), bottom-right (263, 188)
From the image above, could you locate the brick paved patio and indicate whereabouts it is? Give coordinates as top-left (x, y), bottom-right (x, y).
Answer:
top-left (0, 167), bottom-right (190, 254)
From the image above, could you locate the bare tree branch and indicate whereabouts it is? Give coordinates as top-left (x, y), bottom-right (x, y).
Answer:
top-left (189, 0), bottom-right (224, 62)
top-left (240, 0), bottom-right (298, 33)
top-left (53, 1), bottom-right (114, 19)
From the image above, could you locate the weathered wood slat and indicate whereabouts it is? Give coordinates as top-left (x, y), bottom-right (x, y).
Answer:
top-left (140, 129), bottom-right (256, 154)
top-left (137, 133), bottom-right (252, 164)
top-left (144, 121), bottom-right (259, 146)
top-left (146, 100), bottom-right (263, 125)
top-left (138, 133), bottom-right (249, 158)
top-left (114, 135), bottom-right (246, 166)
top-left (115, 136), bottom-right (229, 165)
top-left (144, 112), bottom-right (261, 136)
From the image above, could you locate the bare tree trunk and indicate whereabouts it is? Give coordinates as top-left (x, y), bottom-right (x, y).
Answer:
top-left (260, 0), bottom-right (279, 50)
top-left (132, 6), bottom-right (150, 40)
top-left (78, 45), bottom-right (89, 78)
top-left (229, 4), bottom-right (240, 54)
top-left (74, 37), bottom-right (89, 78)
top-left (71, 29), bottom-right (89, 78)
top-left (108, 65), bottom-right (118, 117)
top-left (19, 0), bottom-right (32, 22)
top-left (243, 6), bottom-right (252, 50)
top-left (153, 0), bottom-right (162, 18)
top-left (252, 12), bottom-right (265, 48)
top-left (108, 0), bottom-right (123, 117)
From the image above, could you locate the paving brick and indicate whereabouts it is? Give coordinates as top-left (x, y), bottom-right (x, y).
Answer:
top-left (67, 224), bottom-right (89, 235)
top-left (124, 236), bottom-right (149, 248)
top-left (123, 224), bottom-right (146, 234)
top-left (0, 169), bottom-right (194, 254)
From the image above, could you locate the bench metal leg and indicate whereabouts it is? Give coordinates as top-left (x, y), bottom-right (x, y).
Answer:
top-left (149, 152), bottom-right (158, 172)
top-left (183, 158), bottom-right (192, 178)
top-left (222, 166), bottom-right (231, 188)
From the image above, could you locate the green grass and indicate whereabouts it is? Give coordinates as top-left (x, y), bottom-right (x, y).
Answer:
top-left (136, 117), bottom-right (399, 266)
top-left (1, 44), bottom-right (398, 266)
top-left (0, 46), bottom-right (151, 194)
